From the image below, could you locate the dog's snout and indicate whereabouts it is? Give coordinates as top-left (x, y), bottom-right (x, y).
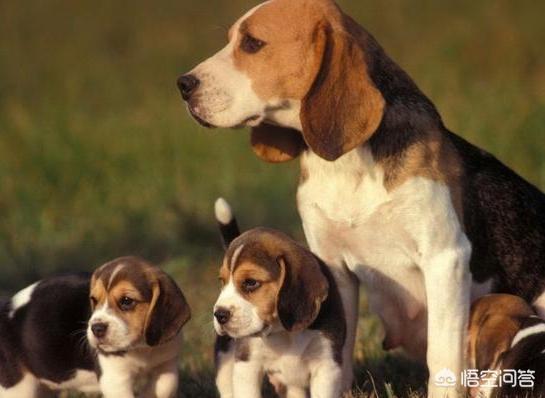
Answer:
top-left (177, 74), bottom-right (200, 100)
top-left (214, 308), bottom-right (231, 325)
top-left (91, 322), bottom-right (108, 338)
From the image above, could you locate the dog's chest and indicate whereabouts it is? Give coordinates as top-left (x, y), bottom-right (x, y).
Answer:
top-left (257, 331), bottom-right (331, 388)
top-left (297, 147), bottom-right (421, 276)
top-left (297, 148), bottom-right (433, 351)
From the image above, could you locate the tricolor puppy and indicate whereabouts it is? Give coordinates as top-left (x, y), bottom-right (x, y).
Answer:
top-left (179, 0), bottom-right (545, 395)
top-left (0, 256), bottom-right (190, 398)
top-left (213, 198), bottom-right (345, 398)
top-left (468, 294), bottom-right (545, 398)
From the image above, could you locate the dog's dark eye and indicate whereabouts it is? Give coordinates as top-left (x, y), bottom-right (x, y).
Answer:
top-left (90, 296), bottom-right (98, 307)
top-left (119, 296), bottom-right (136, 311)
top-left (241, 278), bottom-right (261, 292)
top-left (240, 34), bottom-right (266, 54)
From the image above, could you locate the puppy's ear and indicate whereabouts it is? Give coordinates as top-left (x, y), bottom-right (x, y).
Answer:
top-left (251, 123), bottom-right (306, 163)
top-left (145, 271), bottom-right (191, 346)
top-left (300, 19), bottom-right (385, 161)
top-left (276, 252), bottom-right (329, 332)
top-left (474, 314), bottom-right (519, 370)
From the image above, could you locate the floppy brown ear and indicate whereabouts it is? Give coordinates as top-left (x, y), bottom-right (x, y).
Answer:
top-left (474, 314), bottom-right (519, 370)
top-left (276, 252), bottom-right (329, 332)
top-left (301, 19), bottom-right (385, 161)
top-left (251, 123), bottom-right (306, 163)
top-left (144, 271), bottom-right (191, 346)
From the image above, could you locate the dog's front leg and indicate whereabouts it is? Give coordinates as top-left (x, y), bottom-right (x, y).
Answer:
top-left (285, 386), bottom-right (307, 398)
top-left (337, 268), bottom-right (358, 392)
top-left (302, 220), bottom-right (358, 393)
top-left (423, 242), bottom-right (471, 398)
top-left (215, 336), bottom-right (235, 398)
top-left (99, 372), bottom-right (134, 398)
top-left (98, 356), bottom-right (135, 398)
top-left (139, 359), bottom-right (179, 398)
top-left (309, 360), bottom-right (343, 398)
top-left (232, 359), bottom-right (263, 398)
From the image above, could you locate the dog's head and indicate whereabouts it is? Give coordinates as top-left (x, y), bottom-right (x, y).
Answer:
top-left (179, 0), bottom-right (385, 161)
top-left (87, 256), bottom-right (190, 353)
top-left (467, 294), bottom-right (534, 371)
top-left (213, 228), bottom-right (328, 338)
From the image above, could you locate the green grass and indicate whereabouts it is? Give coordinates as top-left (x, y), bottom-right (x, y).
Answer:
top-left (1, 0), bottom-right (544, 396)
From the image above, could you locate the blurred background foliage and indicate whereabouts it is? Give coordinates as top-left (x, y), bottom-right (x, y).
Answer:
top-left (0, 0), bottom-right (544, 396)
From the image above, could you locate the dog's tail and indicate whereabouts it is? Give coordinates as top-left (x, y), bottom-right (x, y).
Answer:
top-left (214, 197), bottom-right (240, 249)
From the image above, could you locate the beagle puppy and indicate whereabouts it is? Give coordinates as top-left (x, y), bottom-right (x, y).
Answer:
top-left (0, 256), bottom-right (190, 398)
top-left (213, 198), bottom-right (345, 398)
top-left (468, 294), bottom-right (545, 398)
top-left (179, 0), bottom-right (545, 395)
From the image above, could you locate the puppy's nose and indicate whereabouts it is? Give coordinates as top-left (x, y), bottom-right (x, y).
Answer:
top-left (91, 322), bottom-right (108, 338)
top-left (214, 308), bottom-right (231, 325)
top-left (177, 74), bottom-right (200, 100)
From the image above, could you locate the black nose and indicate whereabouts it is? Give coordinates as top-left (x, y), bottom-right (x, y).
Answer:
top-left (91, 322), bottom-right (108, 338)
top-left (214, 308), bottom-right (231, 325)
top-left (177, 74), bottom-right (200, 100)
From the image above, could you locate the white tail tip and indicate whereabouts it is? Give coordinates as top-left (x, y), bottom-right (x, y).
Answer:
top-left (214, 197), bottom-right (233, 225)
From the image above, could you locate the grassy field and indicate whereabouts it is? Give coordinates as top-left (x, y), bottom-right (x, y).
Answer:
top-left (1, 0), bottom-right (544, 396)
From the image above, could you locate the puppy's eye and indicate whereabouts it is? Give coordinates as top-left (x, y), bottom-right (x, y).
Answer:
top-left (240, 34), bottom-right (266, 54)
top-left (241, 278), bottom-right (261, 292)
top-left (118, 296), bottom-right (136, 311)
top-left (90, 296), bottom-right (98, 307)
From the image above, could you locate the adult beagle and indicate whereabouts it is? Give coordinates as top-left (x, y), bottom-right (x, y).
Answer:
top-left (213, 198), bottom-right (345, 398)
top-left (0, 256), bottom-right (190, 398)
top-left (468, 294), bottom-right (545, 398)
top-left (178, 0), bottom-right (545, 395)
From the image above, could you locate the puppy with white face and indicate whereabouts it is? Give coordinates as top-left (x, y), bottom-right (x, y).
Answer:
top-left (213, 198), bottom-right (345, 398)
top-left (0, 256), bottom-right (190, 398)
